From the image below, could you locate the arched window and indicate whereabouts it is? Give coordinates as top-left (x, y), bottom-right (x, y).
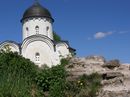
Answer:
top-left (35, 52), bottom-right (40, 63)
top-left (26, 27), bottom-right (29, 31)
top-left (26, 27), bottom-right (29, 36)
top-left (46, 26), bottom-right (49, 36)
top-left (35, 26), bottom-right (39, 34)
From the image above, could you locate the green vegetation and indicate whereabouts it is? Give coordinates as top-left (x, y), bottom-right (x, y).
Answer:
top-left (53, 32), bottom-right (61, 42)
top-left (0, 51), bottom-right (102, 97)
top-left (53, 32), bottom-right (76, 57)
top-left (65, 73), bottom-right (102, 97)
top-left (35, 59), bottom-right (67, 97)
top-left (0, 51), bottom-right (42, 97)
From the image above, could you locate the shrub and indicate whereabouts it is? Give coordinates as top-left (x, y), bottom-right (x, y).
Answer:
top-left (79, 73), bottom-right (102, 97)
top-left (35, 60), bottom-right (67, 96)
top-left (65, 81), bottom-right (80, 96)
top-left (60, 58), bottom-right (69, 66)
top-left (0, 51), bottom-right (42, 97)
top-left (49, 79), bottom-right (66, 97)
top-left (65, 73), bottom-right (102, 97)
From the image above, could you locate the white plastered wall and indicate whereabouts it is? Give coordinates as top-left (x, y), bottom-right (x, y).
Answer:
top-left (0, 42), bottom-right (20, 53)
top-left (56, 43), bottom-right (70, 59)
top-left (21, 38), bottom-right (60, 67)
top-left (22, 17), bottom-right (53, 40)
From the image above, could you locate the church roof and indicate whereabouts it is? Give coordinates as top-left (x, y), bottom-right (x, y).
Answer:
top-left (21, 2), bottom-right (54, 22)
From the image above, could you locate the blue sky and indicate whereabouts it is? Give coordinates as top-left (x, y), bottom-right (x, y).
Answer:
top-left (0, 0), bottom-right (130, 63)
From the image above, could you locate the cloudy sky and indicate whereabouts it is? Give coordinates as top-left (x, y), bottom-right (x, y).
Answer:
top-left (0, 0), bottom-right (130, 63)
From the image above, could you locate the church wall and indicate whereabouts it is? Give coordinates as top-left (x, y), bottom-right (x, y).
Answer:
top-left (22, 39), bottom-right (59, 67)
top-left (0, 42), bottom-right (20, 53)
top-left (22, 17), bottom-right (53, 40)
top-left (56, 43), bottom-right (70, 59)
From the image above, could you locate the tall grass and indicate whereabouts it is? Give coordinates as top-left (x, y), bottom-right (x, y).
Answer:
top-left (0, 51), bottom-right (41, 97)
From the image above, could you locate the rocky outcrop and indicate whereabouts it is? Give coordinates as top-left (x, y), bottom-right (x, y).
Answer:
top-left (98, 90), bottom-right (130, 97)
top-left (102, 59), bottom-right (120, 69)
top-left (66, 56), bottom-right (130, 97)
top-left (66, 56), bottom-right (106, 80)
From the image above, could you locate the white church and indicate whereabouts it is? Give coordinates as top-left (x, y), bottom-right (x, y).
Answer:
top-left (0, 2), bottom-right (75, 67)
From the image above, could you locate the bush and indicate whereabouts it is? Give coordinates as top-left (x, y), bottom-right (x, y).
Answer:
top-left (65, 73), bottom-right (102, 97)
top-left (35, 60), bottom-right (67, 96)
top-left (60, 58), bottom-right (69, 66)
top-left (49, 79), bottom-right (66, 97)
top-left (0, 51), bottom-right (42, 97)
top-left (79, 73), bottom-right (102, 97)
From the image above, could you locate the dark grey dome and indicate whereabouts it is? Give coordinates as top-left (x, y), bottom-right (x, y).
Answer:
top-left (21, 2), bottom-right (54, 22)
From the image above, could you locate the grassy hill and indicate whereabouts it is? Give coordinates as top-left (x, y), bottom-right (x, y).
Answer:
top-left (0, 51), bottom-right (101, 97)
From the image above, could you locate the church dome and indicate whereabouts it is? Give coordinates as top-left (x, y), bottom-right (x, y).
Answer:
top-left (21, 2), bottom-right (54, 22)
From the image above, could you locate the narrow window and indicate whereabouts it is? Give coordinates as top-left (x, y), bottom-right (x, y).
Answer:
top-left (26, 27), bottom-right (29, 31)
top-left (26, 27), bottom-right (29, 36)
top-left (35, 26), bottom-right (39, 34)
top-left (35, 52), bottom-right (40, 63)
top-left (46, 26), bottom-right (49, 36)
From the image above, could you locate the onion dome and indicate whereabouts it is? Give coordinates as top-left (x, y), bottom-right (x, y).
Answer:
top-left (21, 2), bottom-right (54, 22)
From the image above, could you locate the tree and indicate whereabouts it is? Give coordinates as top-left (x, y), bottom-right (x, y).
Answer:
top-left (53, 32), bottom-right (61, 42)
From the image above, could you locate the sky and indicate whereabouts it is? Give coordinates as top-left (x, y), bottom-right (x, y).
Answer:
top-left (0, 0), bottom-right (130, 63)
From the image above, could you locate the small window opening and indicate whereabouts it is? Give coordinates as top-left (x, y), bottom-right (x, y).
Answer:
top-left (26, 27), bottom-right (29, 36)
top-left (35, 26), bottom-right (39, 34)
top-left (46, 26), bottom-right (49, 36)
top-left (26, 27), bottom-right (29, 31)
top-left (35, 52), bottom-right (40, 63)
top-left (47, 26), bottom-right (49, 31)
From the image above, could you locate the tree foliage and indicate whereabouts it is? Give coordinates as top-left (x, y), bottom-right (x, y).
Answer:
top-left (53, 32), bottom-right (61, 42)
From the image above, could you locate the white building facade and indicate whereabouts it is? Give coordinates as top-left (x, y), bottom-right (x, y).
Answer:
top-left (0, 2), bottom-right (75, 67)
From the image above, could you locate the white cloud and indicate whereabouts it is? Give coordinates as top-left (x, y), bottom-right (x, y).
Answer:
top-left (87, 30), bottom-right (128, 41)
top-left (94, 31), bottom-right (113, 39)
